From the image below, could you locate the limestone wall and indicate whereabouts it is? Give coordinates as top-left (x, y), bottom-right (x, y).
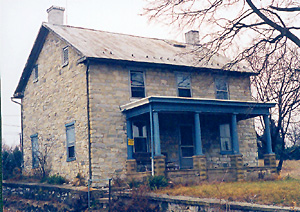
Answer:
top-left (22, 32), bottom-right (89, 181)
top-left (21, 29), bottom-right (257, 181)
top-left (88, 64), bottom-right (257, 179)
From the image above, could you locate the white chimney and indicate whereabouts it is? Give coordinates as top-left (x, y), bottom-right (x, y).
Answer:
top-left (185, 30), bottom-right (200, 45)
top-left (47, 6), bottom-right (65, 25)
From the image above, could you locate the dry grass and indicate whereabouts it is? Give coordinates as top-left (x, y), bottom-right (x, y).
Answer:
top-left (157, 160), bottom-right (300, 207)
top-left (157, 179), bottom-right (300, 207)
top-left (280, 160), bottom-right (300, 179)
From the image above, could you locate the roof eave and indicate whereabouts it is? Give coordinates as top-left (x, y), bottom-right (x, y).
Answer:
top-left (83, 57), bottom-right (257, 75)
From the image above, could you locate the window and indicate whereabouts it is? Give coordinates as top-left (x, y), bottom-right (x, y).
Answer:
top-left (133, 122), bottom-right (147, 152)
top-left (130, 70), bottom-right (145, 98)
top-left (177, 73), bottom-right (191, 97)
top-left (62, 46), bottom-right (69, 66)
top-left (215, 78), bottom-right (229, 99)
top-left (220, 124), bottom-right (232, 153)
top-left (66, 122), bottom-right (76, 161)
top-left (33, 65), bottom-right (38, 82)
top-left (31, 134), bottom-right (39, 168)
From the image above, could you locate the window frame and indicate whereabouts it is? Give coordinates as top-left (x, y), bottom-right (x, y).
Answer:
top-left (129, 70), bottom-right (146, 98)
top-left (132, 121), bottom-right (148, 153)
top-left (62, 46), bottom-right (69, 67)
top-left (215, 77), bottom-right (229, 100)
top-left (176, 72), bottom-right (192, 97)
top-left (66, 121), bottom-right (76, 162)
top-left (219, 123), bottom-right (233, 154)
top-left (30, 133), bottom-right (39, 168)
top-left (33, 64), bottom-right (38, 83)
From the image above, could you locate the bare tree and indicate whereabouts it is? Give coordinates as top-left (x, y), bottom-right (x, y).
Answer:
top-left (144, 0), bottom-right (300, 71)
top-left (251, 47), bottom-right (300, 172)
top-left (33, 138), bottom-right (54, 178)
top-left (144, 1), bottom-right (300, 172)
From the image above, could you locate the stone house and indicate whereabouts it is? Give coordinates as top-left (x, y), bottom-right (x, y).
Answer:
top-left (13, 6), bottom-right (276, 183)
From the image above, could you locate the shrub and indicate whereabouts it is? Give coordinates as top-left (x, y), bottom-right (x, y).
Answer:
top-left (127, 178), bottom-right (141, 188)
top-left (147, 175), bottom-right (168, 190)
top-left (43, 174), bottom-right (66, 185)
top-left (2, 146), bottom-right (22, 180)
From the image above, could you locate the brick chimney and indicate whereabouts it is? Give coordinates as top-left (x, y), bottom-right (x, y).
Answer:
top-left (185, 30), bottom-right (200, 45)
top-left (47, 6), bottom-right (65, 25)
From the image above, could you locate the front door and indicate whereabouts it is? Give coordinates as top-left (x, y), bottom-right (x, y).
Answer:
top-left (179, 125), bottom-right (194, 169)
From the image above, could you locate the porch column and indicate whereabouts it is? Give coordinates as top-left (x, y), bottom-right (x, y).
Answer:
top-left (153, 112), bottom-right (162, 156)
top-left (231, 113), bottom-right (240, 154)
top-left (263, 115), bottom-right (273, 154)
top-left (126, 119), bottom-right (134, 159)
top-left (194, 112), bottom-right (203, 155)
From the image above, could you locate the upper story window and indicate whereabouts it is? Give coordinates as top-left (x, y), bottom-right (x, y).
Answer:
top-left (31, 133), bottom-right (39, 168)
top-left (220, 124), bottom-right (232, 153)
top-left (66, 121), bottom-right (76, 162)
top-left (215, 78), bottom-right (229, 99)
top-left (62, 46), bottom-right (69, 67)
top-left (177, 73), bottom-right (191, 97)
top-left (33, 65), bottom-right (38, 82)
top-left (130, 70), bottom-right (145, 98)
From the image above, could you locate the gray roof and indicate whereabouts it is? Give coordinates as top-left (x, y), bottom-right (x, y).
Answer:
top-left (14, 23), bottom-right (254, 98)
top-left (44, 23), bottom-right (252, 73)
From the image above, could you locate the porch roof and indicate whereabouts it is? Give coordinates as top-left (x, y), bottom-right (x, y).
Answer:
top-left (120, 96), bottom-right (276, 120)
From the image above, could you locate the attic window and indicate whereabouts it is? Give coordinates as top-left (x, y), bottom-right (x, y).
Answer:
top-left (130, 70), bottom-right (145, 98)
top-left (33, 65), bottom-right (38, 82)
top-left (62, 46), bottom-right (69, 67)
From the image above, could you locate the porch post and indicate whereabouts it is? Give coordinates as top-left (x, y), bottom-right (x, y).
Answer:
top-left (194, 112), bottom-right (203, 155)
top-left (263, 115), bottom-right (273, 154)
top-left (153, 111), bottom-right (161, 156)
top-left (126, 119), bottom-right (134, 159)
top-left (231, 113), bottom-right (240, 154)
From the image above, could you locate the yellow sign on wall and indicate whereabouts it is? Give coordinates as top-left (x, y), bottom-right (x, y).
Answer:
top-left (128, 138), bottom-right (134, 146)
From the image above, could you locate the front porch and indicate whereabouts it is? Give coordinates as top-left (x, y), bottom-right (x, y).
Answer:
top-left (121, 96), bottom-right (276, 182)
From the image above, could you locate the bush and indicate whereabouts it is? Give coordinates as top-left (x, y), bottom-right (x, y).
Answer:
top-left (147, 175), bottom-right (168, 190)
top-left (43, 174), bottom-right (66, 185)
top-left (2, 146), bottom-right (22, 180)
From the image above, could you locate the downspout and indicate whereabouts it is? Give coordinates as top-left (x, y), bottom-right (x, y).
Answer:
top-left (85, 60), bottom-right (92, 181)
top-left (11, 97), bottom-right (24, 168)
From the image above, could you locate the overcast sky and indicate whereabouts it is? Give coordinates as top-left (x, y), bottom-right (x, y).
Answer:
top-left (0, 0), bottom-right (187, 147)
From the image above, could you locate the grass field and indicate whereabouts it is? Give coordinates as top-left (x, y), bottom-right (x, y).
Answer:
top-left (157, 160), bottom-right (300, 207)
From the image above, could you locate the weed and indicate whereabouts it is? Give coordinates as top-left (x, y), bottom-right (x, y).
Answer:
top-left (147, 175), bottom-right (168, 190)
top-left (42, 174), bottom-right (66, 185)
top-left (127, 177), bottom-right (142, 188)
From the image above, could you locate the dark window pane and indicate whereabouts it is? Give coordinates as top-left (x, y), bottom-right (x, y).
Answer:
top-left (177, 75), bottom-right (191, 88)
top-left (178, 88), bottom-right (191, 97)
top-left (131, 87), bottom-right (145, 98)
top-left (68, 146), bottom-right (75, 158)
top-left (181, 147), bottom-right (194, 157)
top-left (180, 126), bottom-right (193, 145)
top-left (131, 71), bottom-right (144, 87)
top-left (216, 91), bottom-right (228, 99)
top-left (134, 137), bottom-right (147, 152)
top-left (216, 79), bottom-right (227, 90)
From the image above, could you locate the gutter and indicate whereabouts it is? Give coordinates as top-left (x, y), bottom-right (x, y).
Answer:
top-left (11, 97), bottom-right (24, 168)
top-left (85, 60), bottom-right (92, 181)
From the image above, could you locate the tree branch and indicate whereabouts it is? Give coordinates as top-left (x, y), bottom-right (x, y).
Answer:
top-left (270, 5), bottom-right (300, 12)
